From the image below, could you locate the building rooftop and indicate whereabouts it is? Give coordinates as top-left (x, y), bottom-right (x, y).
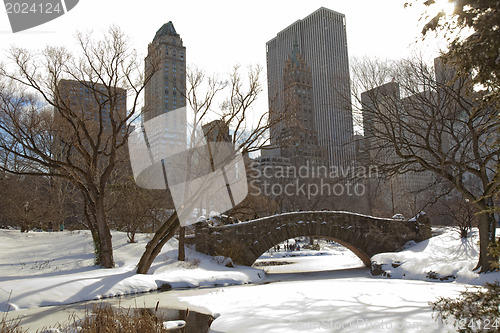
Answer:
top-left (267, 7), bottom-right (346, 44)
top-left (153, 21), bottom-right (179, 41)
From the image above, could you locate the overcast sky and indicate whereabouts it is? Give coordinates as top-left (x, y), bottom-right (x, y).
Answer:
top-left (0, 0), bottom-right (452, 131)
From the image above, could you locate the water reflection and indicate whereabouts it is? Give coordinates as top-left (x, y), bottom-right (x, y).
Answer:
top-left (142, 306), bottom-right (216, 333)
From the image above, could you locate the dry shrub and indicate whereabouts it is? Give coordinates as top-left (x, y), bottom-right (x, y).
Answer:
top-left (2, 303), bottom-right (185, 333)
top-left (75, 304), bottom-right (170, 333)
top-left (1, 309), bottom-right (27, 333)
top-left (0, 317), bottom-right (27, 333)
top-left (431, 282), bottom-right (500, 333)
top-left (178, 257), bottom-right (200, 269)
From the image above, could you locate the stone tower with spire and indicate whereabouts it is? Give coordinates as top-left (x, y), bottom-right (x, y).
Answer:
top-left (278, 40), bottom-right (326, 167)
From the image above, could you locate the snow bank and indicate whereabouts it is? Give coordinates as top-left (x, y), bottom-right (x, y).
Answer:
top-left (0, 230), bottom-right (263, 312)
top-left (371, 227), bottom-right (500, 284)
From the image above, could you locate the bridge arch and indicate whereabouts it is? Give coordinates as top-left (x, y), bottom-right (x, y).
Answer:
top-left (249, 233), bottom-right (371, 267)
top-left (192, 211), bottom-right (431, 267)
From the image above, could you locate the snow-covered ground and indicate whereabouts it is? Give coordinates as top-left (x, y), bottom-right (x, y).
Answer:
top-left (372, 227), bottom-right (500, 285)
top-left (173, 270), bottom-right (465, 332)
top-left (0, 230), bottom-right (263, 313)
top-left (1, 227), bottom-right (499, 332)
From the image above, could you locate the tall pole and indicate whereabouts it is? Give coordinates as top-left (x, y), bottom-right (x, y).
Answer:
top-left (390, 177), bottom-right (395, 216)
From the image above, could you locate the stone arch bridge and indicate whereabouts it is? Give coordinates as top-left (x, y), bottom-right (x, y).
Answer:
top-left (190, 211), bottom-right (431, 267)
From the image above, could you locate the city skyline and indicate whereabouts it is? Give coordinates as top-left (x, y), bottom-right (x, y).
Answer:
top-left (0, 1), bottom-right (452, 133)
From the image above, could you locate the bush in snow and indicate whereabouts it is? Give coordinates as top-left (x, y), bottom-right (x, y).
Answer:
top-left (212, 256), bottom-right (234, 267)
top-left (488, 241), bottom-right (500, 270)
top-left (71, 304), bottom-right (173, 332)
top-left (431, 281), bottom-right (500, 333)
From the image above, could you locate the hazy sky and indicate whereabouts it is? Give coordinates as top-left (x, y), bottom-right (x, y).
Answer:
top-left (0, 0), bottom-right (452, 130)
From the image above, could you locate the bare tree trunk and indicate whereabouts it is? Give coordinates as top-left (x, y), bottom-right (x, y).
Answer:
top-left (475, 211), bottom-right (497, 272)
top-left (0, 27), bottom-right (155, 273)
top-left (137, 213), bottom-right (179, 274)
top-left (95, 198), bottom-right (114, 268)
top-left (178, 226), bottom-right (186, 261)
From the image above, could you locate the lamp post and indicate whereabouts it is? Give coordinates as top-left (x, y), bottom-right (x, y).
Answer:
top-left (23, 201), bottom-right (29, 233)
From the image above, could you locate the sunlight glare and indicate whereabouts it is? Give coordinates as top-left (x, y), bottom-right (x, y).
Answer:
top-left (434, 0), bottom-right (456, 17)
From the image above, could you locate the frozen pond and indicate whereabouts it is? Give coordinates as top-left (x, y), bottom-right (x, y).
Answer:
top-left (6, 240), bottom-right (466, 332)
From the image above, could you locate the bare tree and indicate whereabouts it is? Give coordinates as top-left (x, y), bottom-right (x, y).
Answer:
top-left (136, 65), bottom-right (280, 274)
top-left (108, 176), bottom-right (167, 243)
top-left (442, 193), bottom-right (478, 239)
top-left (0, 27), bottom-right (156, 267)
top-left (229, 157), bottom-right (280, 220)
top-left (1, 175), bottom-right (45, 231)
top-left (352, 55), bottom-right (499, 272)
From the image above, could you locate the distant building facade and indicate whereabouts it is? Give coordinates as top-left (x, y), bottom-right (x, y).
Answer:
top-left (202, 120), bottom-right (231, 143)
top-left (53, 79), bottom-right (128, 176)
top-left (55, 79), bottom-right (127, 143)
top-left (56, 79), bottom-right (127, 123)
top-left (361, 82), bottom-right (436, 217)
top-left (143, 21), bottom-right (186, 121)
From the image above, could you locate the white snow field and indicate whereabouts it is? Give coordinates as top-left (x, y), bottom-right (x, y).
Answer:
top-left (0, 227), bottom-right (499, 332)
top-left (371, 227), bottom-right (500, 285)
top-left (0, 230), bottom-right (263, 313)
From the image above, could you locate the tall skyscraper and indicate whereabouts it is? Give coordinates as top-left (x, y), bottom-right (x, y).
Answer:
top-left (142, 21), bottom-right (187, 155)
top-left (144, 21), bottom-right (186, 121)
top-left (267, 7), bottom-right (354, 168)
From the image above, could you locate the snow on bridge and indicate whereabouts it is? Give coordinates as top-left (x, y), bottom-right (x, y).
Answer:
top-left (190, 211), bottom-right (432, 266)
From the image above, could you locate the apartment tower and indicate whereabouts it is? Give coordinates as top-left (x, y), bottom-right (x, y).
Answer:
top-left (143, 21), bottom-right (187, 155)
